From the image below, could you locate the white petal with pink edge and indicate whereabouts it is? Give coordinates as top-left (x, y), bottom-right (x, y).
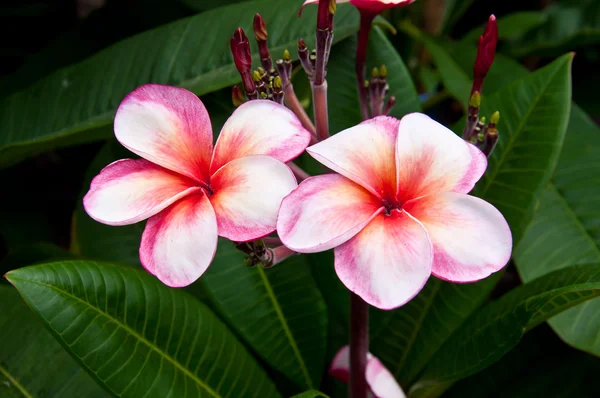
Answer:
top-left (403, 192), bottom-right (512, 283)
top-left (210, 155), bottom-right (297, 242)
top-left (395, 113), bottom-right (487, 202)
top-left (366, 357), bottom-right (407, 398)
top-left (334, 210), bottom-right (433, 310)
top-left (329, 345), bottom-right (406, 398)
top-left (140, 193), bottom-right (218, 287)
top-left (307, 116), bottom-right (399, 200)
top-left (114, 84), bottom-right (213, 183)
top-left (278, 174), bottom-right (383, 253)
top-left (83, 158), bottom-right (199, 226)
top-left (210, 100), bottom-right (312, 174)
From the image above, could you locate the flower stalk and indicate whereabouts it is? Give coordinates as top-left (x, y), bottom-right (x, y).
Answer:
top-left (355, 11), bottom-right (377, 120)
top-left (350, 292), bottom-right (369, 398)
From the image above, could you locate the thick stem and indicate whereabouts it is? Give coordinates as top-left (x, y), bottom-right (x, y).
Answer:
top-left (283, 84), bottom-right (317, 142)
top-left (263, 237), bottom-right (282, 247)
top-left (287, 162), bottom-right (311, 182)
top-left (356, 11), bottom-right (375, 121)
top-left (312, 82), bottom-right (330, 142)
top-left (350, 292), bottom-right (369, 398)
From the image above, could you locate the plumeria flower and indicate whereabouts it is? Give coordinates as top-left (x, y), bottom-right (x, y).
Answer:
top-left (278, 113), bottom-right (512, 309)
top-left (84, 84), bottom-right (310, 287)
top-left (330, 346), bottom-right (405, 398)
top-left (302, 0), bottom-right (416, 14)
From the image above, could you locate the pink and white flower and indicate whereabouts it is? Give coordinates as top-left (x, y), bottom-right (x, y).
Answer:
top-left (277, 113), bottom-right (512, 309)
top-left (84, 84), bottom-right (311, 287)
top-left (302, 0), bottom-right (416, 14)
top-left (330, 345), bottom-right (406, 398)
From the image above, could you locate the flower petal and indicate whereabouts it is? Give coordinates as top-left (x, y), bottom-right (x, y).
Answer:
top-left (114, 84), bottom-right (213, 183)
top-left (329, 345), bottom-right (406, 398)
top-left (83, 159), bottom-right (199, 226)
top-left (140, 193), bottom-right (218, 287)
top-left (307, 116), bottom-right (399, 200)
top-left (278, 174), bottom-right (383, 253)
top-left (334, 210), bottom-right (432, 310)
top-left (210, 155), bottom-right (297, 242)
top-left (395, 113), bottom-right (487, 202)
top-left (366, 357), bottom-right (407, 398)
top-left (210, 100), bottom-right (312, 174)
top-left (403, 192), bottom-right (512, 282)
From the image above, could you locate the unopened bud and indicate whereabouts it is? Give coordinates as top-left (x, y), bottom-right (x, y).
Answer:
top-left (252, 70), bottom-right (262, 82)
top-left (253, 14), bottom-right (268, 41)
top-left (231, 86), bottom-right (245, 107)
top-left (469, 91), bottom-right (481, 108)
top-left (273, 75), bottom-right (283, 90)
top-left (479, 116), bottom-right (487, 124)
top-left (371, 67), bottom-right (380, 78)
top-left (379, 65), bottom-right (388, 78)
top-left (230, 28), bottom-right (252, 74)
top-left (490, 111), bottom-right (500, 125)
top-left (260, 92), bottom-right (268, 99)
top-left (283, 49), bottom-right (291, 61)
top-left (364, 80), bottom-right (370, 88)
top-left (473, 15), bottom-right (498, 93)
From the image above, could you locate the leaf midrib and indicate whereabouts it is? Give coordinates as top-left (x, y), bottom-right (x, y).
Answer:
top-left (256, 266), bottom-right (313, 388)
top-left (9, 276), bottom-right (222, 398)
top-left (479, 60), bottom-right (565, 199)
top-left (0, 364), bottom-right (33, 398)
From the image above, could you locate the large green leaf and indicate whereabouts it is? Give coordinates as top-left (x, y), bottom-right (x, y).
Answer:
top-left (370, 275), bottom-right (500, 388)
top-left (291, 391), bottom-right (330, 398)
top-left (199, 239), bottom-right (328, 390)
top-left (6, 261), bottom-right (280, 398)
top-left (444, 325), bottom-right (600, 398)
top-left (0, 0), bottom-right (362, 168)
top-left (514, 105), bottom-right (600, 355)
top-left (444, 37), bottom-right (600, 359)
top-left (505, 0), bottom-right (600, 58)
top-left (472, 53), bottom-right (572, 244)
top-left (0, 285), bottom-right (109, 398)
top-left (410, 263), bottom-right (600, 398)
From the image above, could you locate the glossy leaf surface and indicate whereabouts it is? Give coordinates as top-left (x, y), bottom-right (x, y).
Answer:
top-left (7, 261), bottom-right (280, 398)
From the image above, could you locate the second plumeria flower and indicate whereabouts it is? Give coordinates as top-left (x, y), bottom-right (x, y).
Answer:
top-left (278, 113), bottom-right (512, 309)
top-left (302, 0), bottom-right (416, 14)
top-left (84, 84), bottom-right (311, 287)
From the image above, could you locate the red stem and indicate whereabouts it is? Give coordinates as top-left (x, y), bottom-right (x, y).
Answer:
top-left (350, 292), bottom-right (369, 398)
top-left (356, 11), bottom-right (376, 121)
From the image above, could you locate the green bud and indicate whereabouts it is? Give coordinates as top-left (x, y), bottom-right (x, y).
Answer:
top-left (490, 111), bottom-right (500, 125)
top-left (371, 67), bottom-right (380, 78)
top-left (379, 65), bottom-right (387, 78)
top-left (469, 91), bottom-right (481, 108)
top-left (283, 49), bottom-right (291, 61)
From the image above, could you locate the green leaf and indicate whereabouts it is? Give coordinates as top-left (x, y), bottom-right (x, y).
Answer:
top-left (514, 105), bottom-right (600, 356)
top-left (0, 285), bottom-right (109, 398)
top-left (199, 240), bottom-right (327, 390)
top-left (410, 263), bottom-right (600, 398)
top-left (0, 0), bottom-right (362, 168)
top-left (461, 12), bottom-right (548, 43)
top-left (505, 0), bottom-right (600, 58)
top-left (472, 53), bottom-right (573, 245)
top-left (445, 34), bottom-right (600, 361)
top-left (6, 261), bottom-right (280, 398)
top-left (325, 26), bottom-right (420, 136)
top-left (444, 325), bottom-right (600, 398)
top-left (370, 274), bottom-right (500, 388)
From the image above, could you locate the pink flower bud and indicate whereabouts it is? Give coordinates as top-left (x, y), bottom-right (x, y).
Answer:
top-left (473, 15), bottom-right (498, 93)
